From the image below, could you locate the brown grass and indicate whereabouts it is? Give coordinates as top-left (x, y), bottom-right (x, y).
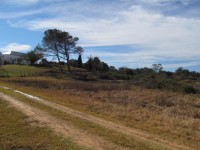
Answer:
top-left (5, 77), bottom-right (130, 91)
top-left (0, 97), bottom-right (87, 150)
top-left (0, 77), bottom-right (200, 149)
top-left (1, 89), bottom-right (171, 150)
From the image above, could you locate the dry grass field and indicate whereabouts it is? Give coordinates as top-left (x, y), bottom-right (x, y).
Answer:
top-left (0, 76), bottom-right (199, 149)
top-left (0, 95), bottom-right (87, 150)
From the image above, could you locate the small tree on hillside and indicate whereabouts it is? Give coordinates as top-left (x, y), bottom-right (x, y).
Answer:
top-left (78, 55), bottom-right (82, 68)
top-left (101, 62), bottom-right (109, 72)
top-left (93, 57), bottom-right (102, 71)
top-left (42, 29), bottom-right (81, 72)
top-left (42, 29), bottom-right (65, 72)
top-left (152, 64), bottom-right (163, 73)
top-left (76, 46), bottom-right (84, 68)
top-left (85, 56), bottom-right (109, 72)
top-left (109, 66), bottom-right (117, 72)
top-left (40, 58), bottom-right (50, 67)
top-left (23, 48), bottom-right (43, 65)
top-left (85, 56), bottom-right (93, 71)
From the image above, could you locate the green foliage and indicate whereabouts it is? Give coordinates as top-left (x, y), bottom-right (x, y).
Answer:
top-left (152, 64), bottom-right (163, 73)
top-left (78, 55), bottom-right (83, 68)
top-left (119, 67), bottom-right (134, 75)
top-left (99, 66), bottom-right (200, 95)
top-left (109, 66), bottom-right (117, 71)
top-left (0, 65), bottom-right (45, 77)
top-left (99, 73), bottom-right (113, 80)
top-left (84, 56), bottom-right (93, 71)
top-left (42, 29), bottom-right (82, 72)
top-left (101, 62), bottom-right (109, 72)
top-left (70, 59), bottom-right (78, 68)
top-left (40, 58), bottom-right (50, 67)
top-left (23, 49), bottom-right (43, 65)
top-left (84, 56), bottom-right (109, 72)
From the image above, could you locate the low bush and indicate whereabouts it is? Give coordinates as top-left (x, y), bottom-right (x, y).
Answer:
top-left (99, 73), bottom-right (113, 80)
top-left (183, 86), bottom-right (198, 94)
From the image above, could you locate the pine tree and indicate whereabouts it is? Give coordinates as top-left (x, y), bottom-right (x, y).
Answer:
top-left (78, 55), bottom-right (82, 68)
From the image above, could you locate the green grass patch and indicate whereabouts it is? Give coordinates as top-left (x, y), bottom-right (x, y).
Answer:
top-left (0, 95), bottom-right (87, 150)
top-left (0, 65), bottom-right (46, 77)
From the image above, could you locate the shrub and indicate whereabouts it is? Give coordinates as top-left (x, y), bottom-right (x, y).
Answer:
top-left (183, 86), bottom-right (198, 94)
top-left (111, 73), bottom-right (132, 80)
top-left (99, 73), bottom-right (113, 80)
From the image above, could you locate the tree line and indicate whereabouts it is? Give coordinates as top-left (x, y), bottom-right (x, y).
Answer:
top-left (24, 29), bottom-right (111, 73)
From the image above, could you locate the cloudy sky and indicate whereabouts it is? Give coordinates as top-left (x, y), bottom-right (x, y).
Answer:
top-left (0, 0), bottom-right (200, 71)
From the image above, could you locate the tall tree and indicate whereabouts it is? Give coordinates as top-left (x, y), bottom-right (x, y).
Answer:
top-left (78, 55), bottom-right (82, 68)
top-left (59, 31), bottom-right (79, 72)
top-left (42, 29), bottom-right (64, 71)
top-left (76, 46), bottom-right (84, 68)
top-left (42, 29), bottom-right (80, 72)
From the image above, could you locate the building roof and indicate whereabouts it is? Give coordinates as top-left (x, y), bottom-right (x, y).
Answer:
top-left (10, 51), bottom-right (25, 56)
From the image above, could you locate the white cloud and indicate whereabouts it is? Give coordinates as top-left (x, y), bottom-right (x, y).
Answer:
top-left (5, 0), bottom-right (39, 6)
top-left (140, 0), bottom-right (190, 5)
top-left (0, 43), bottom-right (31, 54)
top-left (10, 6), bottom-right (200, 57)
top-left (0, 10), bottom-right (42, 19)
top-left (83, 49), bottom-right (200, 70)
top-left (1, 1), bottom-right (200, 69)
top-left (163, 61), bottom-right (200, 69)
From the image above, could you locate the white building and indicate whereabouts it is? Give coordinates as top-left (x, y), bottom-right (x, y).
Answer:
top-left (0, 52), bottom-right (3, 65)
top-left (2, 51), bottom-right (27, 64)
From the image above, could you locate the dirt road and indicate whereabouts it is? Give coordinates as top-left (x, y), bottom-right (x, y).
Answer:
top-left (0, 92), bottom-right (129, 150)
top-left (0, 86), bottom-right (195, 150)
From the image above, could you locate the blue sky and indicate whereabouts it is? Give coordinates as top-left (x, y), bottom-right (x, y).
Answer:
top-left (0, 0), bottom-right (200, 71)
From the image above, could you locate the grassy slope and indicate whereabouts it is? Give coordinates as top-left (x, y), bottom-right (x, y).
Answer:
top-left (0, 97), bottom-right (87, 150)
top-left (0, 64), bottom-right (46, 77)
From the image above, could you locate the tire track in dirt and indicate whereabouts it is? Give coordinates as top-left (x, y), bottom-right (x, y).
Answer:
top-left (0, 92), bottom-right (129, 150)
top-left (0, 86), bottom-right (195, 150)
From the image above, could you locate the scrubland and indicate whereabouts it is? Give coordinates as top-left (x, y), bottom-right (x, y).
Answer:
top-left (0, 75), bottom-right (199, 149)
